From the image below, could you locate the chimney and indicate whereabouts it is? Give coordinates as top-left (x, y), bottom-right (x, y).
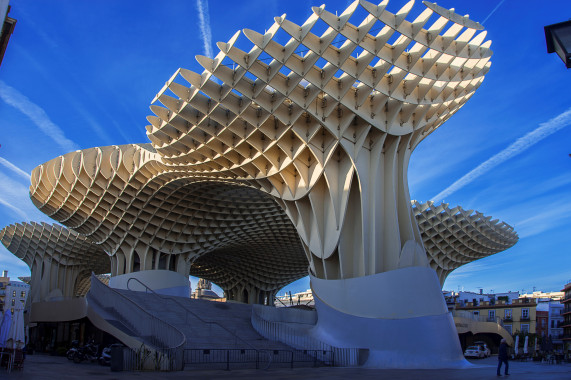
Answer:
top-left (1, 270), bottom-right (7, 278)
top-left (480, 289), bottom-right (483, 295)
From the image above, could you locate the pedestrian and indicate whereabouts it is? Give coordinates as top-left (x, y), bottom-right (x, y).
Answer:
top-left (497, 338), bottom-right (510, 376)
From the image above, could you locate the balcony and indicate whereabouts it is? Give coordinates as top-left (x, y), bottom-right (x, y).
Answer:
top-left (520, 316), bottom-right (530, 321)
top-left (503, 317), bottom-right (513, 322)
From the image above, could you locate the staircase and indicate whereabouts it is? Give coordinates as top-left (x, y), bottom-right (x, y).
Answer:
top-left (88, 276), bottom-right (330, 370)
top-left (115, 288), bottom-right (293, 351)
top-left (86, 274), bottom-right (185, 370)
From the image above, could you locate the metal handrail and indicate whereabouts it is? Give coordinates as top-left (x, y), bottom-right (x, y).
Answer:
top-left (125, 277), bottom-right (272, 368)
top-left (88, 274), bottom-right (185, 370)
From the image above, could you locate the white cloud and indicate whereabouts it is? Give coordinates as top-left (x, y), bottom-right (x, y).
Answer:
top-left (514, 201), bottom-right (571, 239)
top-left (0, 170), bottom-right (50, 223)
top-left (0, 247), bottom-right (30, 276)
top-left (0, 157), bottom-right (30, 181)
top-left (196, 0), bottom-right (214, 58)
top-left (0, 80), bottom-right (79, 152)
top-left (0, 198), bottom-right (29, 220)
top-left (432, 107), bottom-right (571, 202)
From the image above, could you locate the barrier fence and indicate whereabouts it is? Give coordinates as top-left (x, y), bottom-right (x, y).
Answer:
top-left (183, 348), bottom-right (334, 370)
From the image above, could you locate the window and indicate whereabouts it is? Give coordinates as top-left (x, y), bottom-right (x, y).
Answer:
top-left (541, 319), bottom-right (546, 328)
top-left (552, 320), bottom-right (555, 328)
top-left (522, 308), bottom-right (529, 319)
top-left (505, 325), bottom-right (512, 334)
top-left (521, 324), bottom-right (529, 334)
top-left (473, 311), bottom-right (480, 316)
top-left (10, 308), bottom-right (13, 314)
top-left (505, 309), bottom-right (512, 319)
top-left (20, 291), bottom-right (25, 298)
top-left (489, 310), bottom-right (495, 320)
top-left (12, 290), bottom-right (16, 297)
top-left (11, 299), bottom-right (15, 306)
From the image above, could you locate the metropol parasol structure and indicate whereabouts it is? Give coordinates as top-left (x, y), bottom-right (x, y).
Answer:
top-left (1, 0), bottom-right (518, 368)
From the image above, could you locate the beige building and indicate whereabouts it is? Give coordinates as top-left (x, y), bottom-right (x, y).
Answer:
top-left (456, 298), bottom-right (537, 335)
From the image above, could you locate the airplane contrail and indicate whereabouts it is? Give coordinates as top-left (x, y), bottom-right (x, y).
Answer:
top-left (432, 107), bottom-right (571, 202)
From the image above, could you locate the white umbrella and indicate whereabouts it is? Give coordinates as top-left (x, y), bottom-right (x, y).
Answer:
top-left (6, 310), bottom-right (25, 349)
top-left (514, 335), bottom-right (519, 356)
top-left (0, 310), bottom-right (12, 348)
top-left (523, 335), bottom-right (528, 354)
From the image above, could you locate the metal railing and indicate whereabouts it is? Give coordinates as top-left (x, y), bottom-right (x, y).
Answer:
top-left (251, 305), bottom-right (361, 366)
top-left (183, 348), bottom-right (332, 370)
top-left (87, 274), bottom-right (185, 371)
top-left (125, 277), bottom-right (273, 369)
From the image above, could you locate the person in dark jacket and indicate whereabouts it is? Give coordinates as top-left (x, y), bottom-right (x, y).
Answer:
top-left (497, 338), bottom-right (509, 376)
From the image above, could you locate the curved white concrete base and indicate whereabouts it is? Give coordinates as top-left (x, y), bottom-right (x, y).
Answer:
top-left (109, 270), bottom-right (190, 297)
top-left (309, 267), bottom-right (470, 369)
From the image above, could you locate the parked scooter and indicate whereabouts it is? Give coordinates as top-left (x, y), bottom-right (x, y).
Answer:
top-left (72, 340), bottom-right (99, 364)
top-left (98, 346), bottom-right (111, 366)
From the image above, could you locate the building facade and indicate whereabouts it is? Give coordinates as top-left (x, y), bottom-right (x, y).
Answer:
top-left (0, 270), bottom-right (9, 314)
top-left (275, 289), bottom-right (315, 308)
top-left (536, 310), bottom-right (548, 338)
top-left (191, 278), bottom-right (223, 301)
top-left (0, 270), bottom-right (29, 316)
top-left (455, 297), bottom-right (537, 335)
top-left (549, 300), bottom-right (564, 352)
top-left (562, 281), bottom-right (571, 353)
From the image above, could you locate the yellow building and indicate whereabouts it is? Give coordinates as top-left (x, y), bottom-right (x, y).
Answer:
top-left (455, 298), bottom-right (537, 335)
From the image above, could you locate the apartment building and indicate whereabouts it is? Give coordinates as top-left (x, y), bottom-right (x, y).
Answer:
top-left (562, 281), bottom-right (571, 353)
top-left (455, 297), bottom-right (537, 335)
top-left (0, 270), bottom-right (29, 315)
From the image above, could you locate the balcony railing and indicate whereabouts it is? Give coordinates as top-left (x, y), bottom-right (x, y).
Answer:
top-left (520, 316), bottom-right (530, 321)
top-left (503, 317), bottom-right (513, 322)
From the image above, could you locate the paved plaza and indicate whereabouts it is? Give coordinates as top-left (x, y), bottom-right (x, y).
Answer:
top-left (3, 354), bottom-right (571, 379)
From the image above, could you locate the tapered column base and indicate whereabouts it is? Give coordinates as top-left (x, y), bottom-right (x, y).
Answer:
top-left (310, 267), bottom-right (471, 368)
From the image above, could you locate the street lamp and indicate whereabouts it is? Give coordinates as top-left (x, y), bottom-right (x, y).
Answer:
top-left (544, 20), bottom-right (571, 68)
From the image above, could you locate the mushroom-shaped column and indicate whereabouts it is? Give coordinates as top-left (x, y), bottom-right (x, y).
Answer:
top-left (0, 222), bottom-right (110, 302)
top-left (146, 0), bottom-right (494, 367)
top-left (28, 143), bottom-right (309, 301)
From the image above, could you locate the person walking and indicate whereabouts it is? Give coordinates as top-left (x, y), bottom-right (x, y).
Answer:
top-left (497, 338), bottom-right (510, 376)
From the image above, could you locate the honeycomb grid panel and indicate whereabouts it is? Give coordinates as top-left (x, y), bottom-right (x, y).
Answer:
top-left (23, 1), bottom-right (516, 302)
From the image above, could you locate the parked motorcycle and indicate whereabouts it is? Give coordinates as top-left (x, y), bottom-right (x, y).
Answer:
top-left (66, 340), bottom-right (80, 361)
top-left (98, 346), bottom-right (111, 366)
top-left (72, 340), bottom-right (99, 364)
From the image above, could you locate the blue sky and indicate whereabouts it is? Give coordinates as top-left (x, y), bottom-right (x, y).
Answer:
top-left (0, 0), bottom-right (570, 296)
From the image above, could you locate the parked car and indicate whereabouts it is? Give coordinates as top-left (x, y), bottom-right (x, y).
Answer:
top-left (473, 341), bottom-right (491, 357)
top-left (464, 345), bottom-right (487, 358)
